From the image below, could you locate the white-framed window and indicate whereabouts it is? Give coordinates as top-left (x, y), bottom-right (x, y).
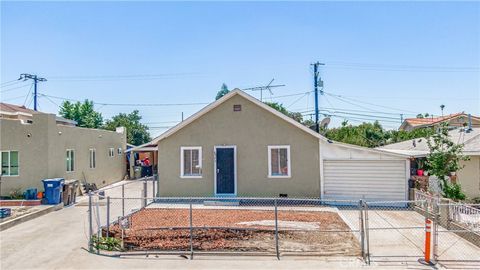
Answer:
top-left (66, 149), bottom-right (75, 172)
top-left (108, 148), bottom-right (114, 157)
top-left (180, 146), bottom-right (202, 178)
top-left (89, 148), bottom-right (96, 169)
top-left (268, 145), bottom-right (291, 178)
top-left (117, 147), bottom-right (122, 155)
top-left (1, 151), bottom-right (19, 176)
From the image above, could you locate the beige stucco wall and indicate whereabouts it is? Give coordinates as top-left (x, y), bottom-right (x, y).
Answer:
top-left (157, 94), bottom-right (321, 198)
top-left (457, 156), bottom-right (480, 199)
top-left (0, 114), bottom-right (126, 196)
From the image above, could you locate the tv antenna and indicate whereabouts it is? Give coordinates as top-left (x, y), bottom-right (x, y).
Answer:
top-left (242, 78), bottom-right (285, 101)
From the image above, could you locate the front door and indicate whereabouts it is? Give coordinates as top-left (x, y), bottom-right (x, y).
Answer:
top-left (215, 146), bottom-right (236, 195)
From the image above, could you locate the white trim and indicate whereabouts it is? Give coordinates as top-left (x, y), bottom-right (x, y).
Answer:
top-left (0, 150), bottom-right (19, 177)
top-left (405, 159), bottom-right (410, 201)
top-left (214, 145), bottom-right (237, 196)
top-left (89, 148), bottom-right (96, 169)
top-left (180, 146), bottom-right (202, 178)
top-left (66, 149), bottom-right (75, 172)
top-left (267, 145), bottom-right (291, 178)
top-left (319, 142), bottom-right (324, 199)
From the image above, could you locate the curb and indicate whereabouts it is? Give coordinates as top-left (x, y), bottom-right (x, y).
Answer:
top-left (0, 203), bottom-right (63, 231)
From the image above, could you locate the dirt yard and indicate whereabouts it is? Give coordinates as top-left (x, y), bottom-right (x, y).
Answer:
top-left (107, 208), bottom-right (360, 256)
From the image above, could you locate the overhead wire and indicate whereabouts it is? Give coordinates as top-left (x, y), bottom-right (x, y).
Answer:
top-left (0, 83), bottom-right (32, 93)
top-left (23, 83), bottom-right (34, 106)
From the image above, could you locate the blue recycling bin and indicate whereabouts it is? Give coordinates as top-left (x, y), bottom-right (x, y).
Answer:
top-left (42, 178), bottom-right (64, 204)
top-left (24, 188), bottom-right (38, 200)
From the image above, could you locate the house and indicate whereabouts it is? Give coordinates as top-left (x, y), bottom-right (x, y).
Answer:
top-left (399, 113), bottom-right (480, 131)
top-left (132, 89), bottom-right (410, 201)
top-left (378, 128), bottom-right (480, 199)
top-left (0, 103), bottom-right (126, 196)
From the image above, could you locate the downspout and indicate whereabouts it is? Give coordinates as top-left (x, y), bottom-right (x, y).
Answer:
top-left (319, 139), bottom-right (324, 199)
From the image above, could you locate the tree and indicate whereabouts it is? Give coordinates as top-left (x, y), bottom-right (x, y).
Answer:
top-left (104, 110), bottom-right (151, 146)
top-left (59, 100), bottom-right (103, 128)
top-left (426, 123), bottom-right (468, 200)
top-left (215, 83), bottom-right (230, 100)
top-left (264, 102), bottom-right (306, 123)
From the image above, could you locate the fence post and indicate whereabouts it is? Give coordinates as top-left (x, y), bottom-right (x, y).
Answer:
top-left (152, 178), bottom-right (155, 198)
top-left (88, 192), bottom-right (93, 252)
top-left (363, 201), bottom-right (370, 265)
top-left (142, 179), bottom-right (147, 208)
top-left (359, 199), bottom-right (365, 260)
top-left (121, 184), bottom-right (125, 217)
top-left (274, 199), bottom-right (280, 260)
top-left (189, 200), bottom-right (194, 260)
top-left (106, 196), bottom-right (110, 238)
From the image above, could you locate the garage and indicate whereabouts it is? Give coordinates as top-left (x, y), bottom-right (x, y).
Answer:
top-left (322, 160), bottom-right (408, 201)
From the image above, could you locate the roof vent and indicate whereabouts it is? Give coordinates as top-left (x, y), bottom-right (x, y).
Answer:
top-left (233, 104), bottom-right (242, 112)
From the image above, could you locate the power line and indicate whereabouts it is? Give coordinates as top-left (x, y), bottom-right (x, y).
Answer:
top-left (39, 93), bottom-right (210, 107)
top-left (0, 83), bottom-right (32, 93)
top-left (23, 83), bottom-right (34, 106)
top-left (325, 61), bottom-right (480, 72)
top-left (47, 72), bottom-right (201, 82)
top-left (0, 80), bottom-right (24, 88)
top-left (324, 91), bottom-right (418, 114)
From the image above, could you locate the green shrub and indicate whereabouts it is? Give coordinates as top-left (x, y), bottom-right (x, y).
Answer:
top-left (91, 235), bottom-right (122, 251)
top-left (442, 183), bottom-right (466, 201)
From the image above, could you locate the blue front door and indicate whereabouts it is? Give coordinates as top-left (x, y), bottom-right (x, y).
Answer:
top-left (215, 147), bottom-right (235, 195)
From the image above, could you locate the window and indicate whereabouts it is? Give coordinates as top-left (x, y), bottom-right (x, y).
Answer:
top-left (108, 148), bottom-right (114, 157)
top-left (180, 147), bottom-right (202, 178)
top-left (66, 149), bottom-right (75, 172)
top-left (268, 145), bottom-right (291, 178)
top-left (1, 151), bottom-right (19, 176)
top-left (117, 147), bottom-right (122, 155)
top-left (89, 149), bottom-right (96, 169)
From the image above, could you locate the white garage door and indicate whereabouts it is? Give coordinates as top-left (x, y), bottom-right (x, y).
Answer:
top-left (323, 160), bottom-right (407, 202)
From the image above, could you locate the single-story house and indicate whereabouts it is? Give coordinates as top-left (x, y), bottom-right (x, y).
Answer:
top-left (378, 128), bottom-right (480, 199)
top-left (0, 103), bottom-right (127, 196)
top-left (399, 112), bottom-right (480, 131)
top-left (135, 89), bottom-right (410, 201)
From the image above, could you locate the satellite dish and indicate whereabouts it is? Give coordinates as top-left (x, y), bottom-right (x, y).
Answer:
top-left (320, 117), bottom-right (331, 129)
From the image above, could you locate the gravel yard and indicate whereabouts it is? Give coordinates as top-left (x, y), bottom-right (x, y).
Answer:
top-left (107, 208), bottom-right (361, 256)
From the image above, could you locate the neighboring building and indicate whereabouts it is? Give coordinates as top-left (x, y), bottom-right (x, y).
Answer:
top-left (379, 128), bottom-right (480, 199)
top-left (0, 103), bottom-right (126, 196)
top-left (399, 113), bottom-right (480, 131)
top-left (133, 89), bottom-right (410, 201)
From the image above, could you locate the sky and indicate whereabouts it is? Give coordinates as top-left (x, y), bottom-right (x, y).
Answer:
top-left (1, 1), bottom-right (479, 137)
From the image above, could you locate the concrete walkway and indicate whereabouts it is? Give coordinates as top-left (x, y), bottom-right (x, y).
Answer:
top-left (0, 180), bottom-right (445, 269)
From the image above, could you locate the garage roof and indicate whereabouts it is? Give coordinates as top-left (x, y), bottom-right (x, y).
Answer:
top-left (378, 128), bottom-right (480, 157)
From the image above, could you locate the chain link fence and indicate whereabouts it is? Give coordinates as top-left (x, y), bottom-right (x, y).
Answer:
top-left (85, 186), bottom-right (480, 266)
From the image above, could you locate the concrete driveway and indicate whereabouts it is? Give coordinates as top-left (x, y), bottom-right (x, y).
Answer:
top-left (0, 180), bottom-right (444, 270)
top-left (340, 208), bottom-right (480, 269)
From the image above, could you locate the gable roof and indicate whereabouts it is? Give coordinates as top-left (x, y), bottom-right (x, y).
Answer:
top-left (143, 89), bottom-right (322, 148)
top-left (400, 113), bottom-right (479, 130)
top-left (378, 128), bottom-right (480, 156)
top-left (132, 89), bottom-right (408, 158)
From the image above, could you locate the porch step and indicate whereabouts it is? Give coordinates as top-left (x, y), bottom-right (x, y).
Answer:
top-left (203, 200), bottom-right (240, 206)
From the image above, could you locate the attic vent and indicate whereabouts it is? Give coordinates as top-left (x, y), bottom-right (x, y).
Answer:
top-left (233, 104), bottom-right (242, 112)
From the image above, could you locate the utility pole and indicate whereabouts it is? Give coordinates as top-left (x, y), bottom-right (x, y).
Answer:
top-left (312, 62), bottom-right (325, 133)
top-left (18, 74), bottom-right (47, 111)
